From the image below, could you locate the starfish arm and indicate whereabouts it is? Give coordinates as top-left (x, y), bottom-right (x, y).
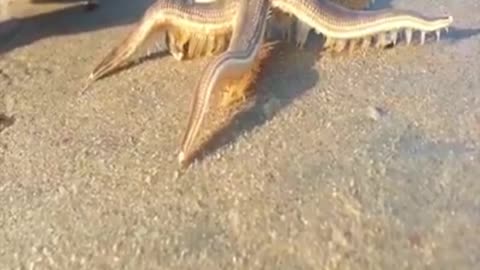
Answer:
top-left (271, 0), bottom-right (453, 46)
top-left (294, 0), bottom-right (375, 48)
top-left (87, 0), bottom-right (236, 84)
top-left (178, 0), bottom-right (271, 165)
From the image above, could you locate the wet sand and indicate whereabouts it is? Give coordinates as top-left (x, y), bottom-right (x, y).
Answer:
top-left (1, 0), bottom-right (480, 269)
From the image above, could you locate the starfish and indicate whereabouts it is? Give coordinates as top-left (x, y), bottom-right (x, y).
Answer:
top-left (85, 0), bottom-right (453, 166)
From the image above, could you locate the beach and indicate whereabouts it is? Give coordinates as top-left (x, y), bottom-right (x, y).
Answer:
top-left (1, 0), bottom-right (479, 269)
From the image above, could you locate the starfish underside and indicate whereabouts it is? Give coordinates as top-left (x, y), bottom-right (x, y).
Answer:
top-left (86, 0), bottom-right (454, 166)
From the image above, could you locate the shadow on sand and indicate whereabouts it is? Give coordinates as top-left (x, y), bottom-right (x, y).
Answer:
top-left (0, 0), bottom-right (154, 55)
top-left (180, 43), bottom-right (320, 167)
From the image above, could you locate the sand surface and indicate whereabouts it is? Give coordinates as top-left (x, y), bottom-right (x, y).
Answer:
top-left (1, 0), bottom-right (479, 269)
